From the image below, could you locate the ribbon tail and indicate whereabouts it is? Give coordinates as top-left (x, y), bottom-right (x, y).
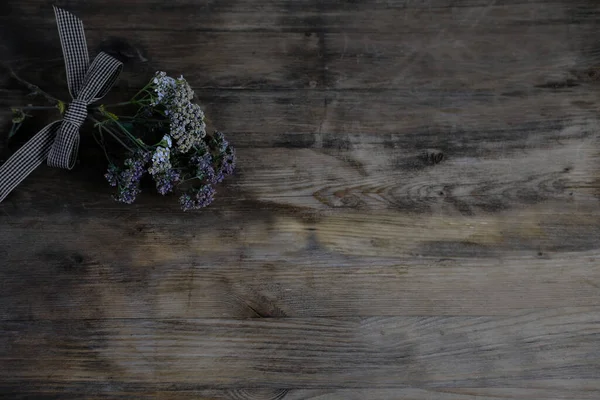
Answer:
top-left (54, 6), bottom-right (89, 98)
top-left (47, 122), bottom-right (81, 170)
top-left (0, 122), bottom-right (62, 203)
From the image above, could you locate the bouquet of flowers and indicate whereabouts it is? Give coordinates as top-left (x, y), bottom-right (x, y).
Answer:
top-left (98, 72), bottom-right (235, 210)
top-left (1, 7), bottom-right (235, 210)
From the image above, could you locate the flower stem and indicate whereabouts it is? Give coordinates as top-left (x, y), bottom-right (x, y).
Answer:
top-left (101, 126), bottom-right (135, 153)
top-left (11, 105), bottom-right (58, 111)
top-left (2, 63), bottom-right (64, 105)
top-left (8, 122), bottom-right (23, 139)
top-left (131, 81), bottom-right (154, 102)
top-left (89, 115), bottom-right (135, 153)
top-left (178, 177), bottom-right (201, 184)
top-left (94, 101), bottom-right (132, 109)
top-left (108, 117), bottom-right (149, 151)
top-left (91, 129), bottom-right (112, 164)
top-left (118, 116), bottom-right (164, 123)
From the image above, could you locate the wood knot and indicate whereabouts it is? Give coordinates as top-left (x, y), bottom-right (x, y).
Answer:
top-left (422, 149), bottom-right (444, 165)
top-left (98, 37), bottom-right (147, 63)
top-left (581, 67), bottom-right (600, 81)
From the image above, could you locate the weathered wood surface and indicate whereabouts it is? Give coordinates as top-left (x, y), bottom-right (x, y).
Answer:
top-left (2, 0), bottom-right (600, 398)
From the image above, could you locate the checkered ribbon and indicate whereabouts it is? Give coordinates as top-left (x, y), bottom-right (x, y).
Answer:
top-left (0, 6), bottom-right (122, 202)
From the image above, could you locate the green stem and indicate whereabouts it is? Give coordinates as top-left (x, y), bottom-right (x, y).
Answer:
top-left (8, 122), bottom-right (23, 139)
top-left (91, 129), bottom-right (112, 164)
top-left (90, 110), bottom-right (148, 151)
top-left (2, 63), bottom-right (65, 105)
top-left (99, 98), bottom-right (152, 109)
top-left (118, 116), bottom-right (164, 123)
top-left (94, 101), bottom-right (132, 109)
top-left (131, 81), bottom-right (154, 102)
top-left (12, 105), bottom-right (58, 111)
top-left (102, 125), bottom-right (135, 153)
top-left (108, 118), bottom-right (149, 150)
top-left (153, 108), bottom-right (167, 118)
top-left (89, 115), bottom-right (135, 153)
top-left (179, 177), bottom-right (202, 184)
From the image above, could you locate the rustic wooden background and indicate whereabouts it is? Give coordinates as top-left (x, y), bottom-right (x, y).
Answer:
top-left (1, 0), bottom-right (600, 399)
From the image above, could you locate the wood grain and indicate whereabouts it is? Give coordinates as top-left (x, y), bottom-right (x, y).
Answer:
top-left (2, 311), bottom-right (600, 389)
top-left (2, 387), bottom-right (600, 400)
top-left (2, 248), bottom-right (600, 319)
top-left (2, 0), bottom-right (600, 398)
top-left (2, 0), bottom-right (599, 34)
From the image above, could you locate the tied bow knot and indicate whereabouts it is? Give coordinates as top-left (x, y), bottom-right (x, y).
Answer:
top-left (63, 100), bottom-right (88, 130)
top-left (0, 6), bottom-right (123, 201)
top-left (47, 99), bottom-right (88, 169)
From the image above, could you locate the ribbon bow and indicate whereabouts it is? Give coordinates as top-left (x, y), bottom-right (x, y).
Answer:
top-left (0, 6), bottom-right (122, 202)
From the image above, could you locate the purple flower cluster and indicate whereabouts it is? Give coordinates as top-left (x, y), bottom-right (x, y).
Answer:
top-left (219, 148), bottom-right (236, 178)
top-left (192, 153), bottom-right (216, 183)
top-left (154, 169), bottom-right (181, 195)
top-left (213, 131), bottom-right (229, 153)
top-left (104, 150), bottom-right (150, 204)
top-left (213, 137), bottom-right (236, 184)
top-left (179, 185), bottom-right (216, 211)
top-left (104, 165), bottom-right (119, 187)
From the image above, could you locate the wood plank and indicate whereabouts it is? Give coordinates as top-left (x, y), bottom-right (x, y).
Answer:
top-left (1, 0), bottom-right (597, 33)
top-left (147, 388), bottom-right (600, 400)
top-left (1, 312), bottom-right (599, 389)
top-left (3, 28), bottom-right (600, 90)
top-left (3, 2), bottom-right (600, 91)
top-left (2, 128), bottom-right (597, 213)
top-left (236, 138), bottom-right (597, 210)
top-left (2, 203), bottom-right (600, 319)
top-left (4, 87), bottom-right (599, 139)
top-left (325, 29), bottom-right (600, 90)
top-left (1, 386), bottom-right (599, 400)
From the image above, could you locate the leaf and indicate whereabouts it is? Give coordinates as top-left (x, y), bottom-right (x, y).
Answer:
top-left (11, 108), bottom-right (26, 123)
top-left (56, 100), bottom-right (66, 114)
top-left (105, 111), bottom-right (119, 121)
top-left (8, 122), bottom-right (23, 139)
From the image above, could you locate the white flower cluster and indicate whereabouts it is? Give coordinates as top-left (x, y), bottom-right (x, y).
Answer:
top-left (169, 102), bottom-right (205, 152)
top-left (161, 134), bottom-right (172, 148)
top-left (152, 71), bottom-right (206, 153)
top-left (152, 72), bottom-right (176, 105)
top-left (149, 146), bottom-right (171, 175)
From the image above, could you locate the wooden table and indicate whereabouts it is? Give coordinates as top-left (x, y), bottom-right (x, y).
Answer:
top-left (1, 1), bottom-right (600, 398)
